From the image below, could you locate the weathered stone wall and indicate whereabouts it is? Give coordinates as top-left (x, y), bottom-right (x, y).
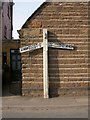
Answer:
top-left (20, 2), bottom-right (89, 97)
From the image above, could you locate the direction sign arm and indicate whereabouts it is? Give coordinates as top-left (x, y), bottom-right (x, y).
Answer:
top-left (19, 42), bottom-right (43, 53)
top-left (48, 42), bottom-right (74, 50)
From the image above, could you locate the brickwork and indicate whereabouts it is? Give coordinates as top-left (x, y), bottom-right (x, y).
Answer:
top-left (19, 2), bottom-right (89, 97)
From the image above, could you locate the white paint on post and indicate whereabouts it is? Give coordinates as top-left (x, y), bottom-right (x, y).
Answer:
top-left (43, 29), bottom-right (49, 98)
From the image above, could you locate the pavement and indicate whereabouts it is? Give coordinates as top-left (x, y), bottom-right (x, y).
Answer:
top-left (1, 86), bottom-right (89, 118)
top-left (2, 95), bottom-right (88, 110)
top-left (2, 85), bottom-right (89, 109)
top-left (1, 95), bottom-right (89, 118)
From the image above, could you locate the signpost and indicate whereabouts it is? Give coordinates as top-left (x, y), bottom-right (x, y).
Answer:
top-left (19, 29), bottom-right (74, 98)
top-left (43, 29), bottom-right (49, 98)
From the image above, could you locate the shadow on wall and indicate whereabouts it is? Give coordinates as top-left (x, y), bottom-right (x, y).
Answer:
top-left (48, 31), bottom-right (76, 98)
top-left (48, 31), bottom-right (60, 98)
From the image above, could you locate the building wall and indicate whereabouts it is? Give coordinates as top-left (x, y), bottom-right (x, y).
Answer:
top-left (2, 2), bottom-right (13, 40)
top-left (1, 1), bottom-right (13, 71)
top-left (0, 4), bottom-right (2, 87)
top-left (1, 1), bottom-right (21, 95)
top-left (2, 40), bottom-right (21, 95)
top-left (0, 1), bottom-right (13, 65)
top-left (2, 40), bottom-right (20, 85)
top-left (2, 40), bottom-right (20, 66)
top-left (0, 2), bottom-right (2, 57)
top-left (19, 2), bottom-right (89, 97)
top-left (0, 3), bottom-right (2, 40)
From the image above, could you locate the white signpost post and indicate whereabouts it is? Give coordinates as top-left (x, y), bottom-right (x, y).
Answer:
top-left (43, 29), bottom-right (49, 98)
top-left (20, 29), bottom-right (74, 98)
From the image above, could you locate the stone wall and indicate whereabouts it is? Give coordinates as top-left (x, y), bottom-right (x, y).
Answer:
top-left (20, 2), bottom-right (89, 97)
